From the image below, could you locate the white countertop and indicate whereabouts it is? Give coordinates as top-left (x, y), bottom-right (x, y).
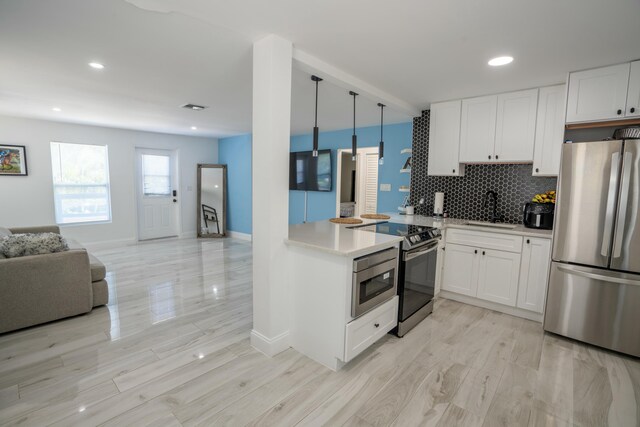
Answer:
top-left (382, 213), bottom-right (554, 239)
top-left (286, 219), bottom-right (403, 258)
top-left (285, 213), bottom-right (553, 258)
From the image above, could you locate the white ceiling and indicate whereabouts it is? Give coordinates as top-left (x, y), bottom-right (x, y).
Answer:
top-left (1, 0), bottom-right (639, 139)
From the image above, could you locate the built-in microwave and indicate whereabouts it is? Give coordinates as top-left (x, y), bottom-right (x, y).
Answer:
top-left (352, 247), bottom-right (398, 317)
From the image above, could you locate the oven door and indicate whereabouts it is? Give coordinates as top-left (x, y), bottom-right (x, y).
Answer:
top-left (399, 240), bottom-right (438, 322)
top-left (352, 258), bottom-right (397, 317)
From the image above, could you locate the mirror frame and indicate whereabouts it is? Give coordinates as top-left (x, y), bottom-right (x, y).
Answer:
top-left (197, 163), bottom-right (227, 238)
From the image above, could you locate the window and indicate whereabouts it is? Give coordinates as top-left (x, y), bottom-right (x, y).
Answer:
top-left (141, 154), bottom-right (171, 196)
top-left (50, 142), bottom-right (112, 224)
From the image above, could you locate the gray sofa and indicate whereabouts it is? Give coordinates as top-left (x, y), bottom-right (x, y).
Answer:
top-left (0, 225), bottom-right (109, 334)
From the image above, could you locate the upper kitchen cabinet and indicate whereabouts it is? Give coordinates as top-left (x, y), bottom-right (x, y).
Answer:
top-left (428, 100), bottom-right (465, 176)
top-left (533, 85), bottom-right (566, 176)
top-left (459, 95), bottom-right (497, 163)
top-left (565, 62), bottom-right (631, 123)
top-left (495, 89), bottom-right (538, 162)
top-left (626, 60), bottom-right (640, 118)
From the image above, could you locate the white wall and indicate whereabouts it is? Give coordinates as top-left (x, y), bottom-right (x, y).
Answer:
top-left (0, 116), bottom-right (217, 245)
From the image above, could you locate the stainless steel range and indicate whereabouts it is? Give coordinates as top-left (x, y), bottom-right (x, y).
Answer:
top-left (355, 222), bottom-right (441, 336)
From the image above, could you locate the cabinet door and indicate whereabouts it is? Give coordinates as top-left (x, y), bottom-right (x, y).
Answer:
top-left (517, 238), bottom-right (551, 313)
top-left (566, 63), bottom-right (630, 123)
top-left (533, 85), bottom-right (566, 176)
top-left (459, 95), bottom-right (497, 163)
top-left (494, 89), bottom-right (538, 162)
top-left (428, 100), bottom-right (464, 176)
top-left (441, 244), bottom-right (479, 296)
top-left (626, 60), bottom-right (640, 118)
top-left (476, 249), bottom-right (521, 306)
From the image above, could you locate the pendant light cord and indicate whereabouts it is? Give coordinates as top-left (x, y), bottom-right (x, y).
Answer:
top-left (314, 79), bottom-right (319, 127)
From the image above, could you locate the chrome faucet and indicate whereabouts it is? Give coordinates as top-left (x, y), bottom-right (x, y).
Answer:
top-left (483, 191), bottom-right (504, 223)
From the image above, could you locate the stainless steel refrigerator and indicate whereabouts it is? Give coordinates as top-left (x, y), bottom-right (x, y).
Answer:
top-left (544, 138), bottom-right (640, 357)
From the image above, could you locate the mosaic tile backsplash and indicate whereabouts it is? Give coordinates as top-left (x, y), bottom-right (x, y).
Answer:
top-left (409, 110), bottom-right (558, 224)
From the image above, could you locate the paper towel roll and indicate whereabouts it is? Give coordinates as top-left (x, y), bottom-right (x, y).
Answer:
top-left (434, 192), bottom-right (444, 216)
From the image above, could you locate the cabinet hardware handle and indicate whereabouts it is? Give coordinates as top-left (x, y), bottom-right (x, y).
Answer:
top-left (374, 323), bottom-right (380, 328)
top-left (474, 249), bottom-right (478, 254)
top-left (482, 251), bottom-right (486, 255)
top-left (452, 169), bottom-right (455, 173)
top-left (631, 107), bottom-right (636, 113)
top-left (535, 168), bottom-right (539, 173)
top-left (617, 109), bottom-right (622, 115)
top-left (527, 239), bottom-right (530, 244)
top-left (495, 155), bottom-right (499, 160)
top-left (488, 155), bottom-right (492, 160)
top-left (442, 247), bottom-right (446, 251)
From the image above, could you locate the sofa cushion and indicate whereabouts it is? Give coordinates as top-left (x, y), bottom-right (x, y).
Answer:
top-left (88, 254), bottom-right (106, 282)
top-left (0, 227), bottom-right (12, 238)
top-left (0, 233), bottom-right (69, 258)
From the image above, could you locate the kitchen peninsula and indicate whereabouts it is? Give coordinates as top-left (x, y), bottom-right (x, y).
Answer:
top-left (285, 214), bottom-right (552, 370)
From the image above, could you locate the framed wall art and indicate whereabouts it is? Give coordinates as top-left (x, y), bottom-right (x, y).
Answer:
top-left (0, 145), bottom-right (28, 176)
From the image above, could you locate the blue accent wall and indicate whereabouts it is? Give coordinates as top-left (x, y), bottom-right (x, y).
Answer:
top-left (289, 122), bottom-right (412, 223)
top-left (219, 122), bottom-right (413, 233)
top-left (218, 134), bottom-right (252, 235)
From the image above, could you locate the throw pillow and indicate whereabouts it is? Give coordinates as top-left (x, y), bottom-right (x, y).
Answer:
top-left (0, 233), bottom-right (69, 258)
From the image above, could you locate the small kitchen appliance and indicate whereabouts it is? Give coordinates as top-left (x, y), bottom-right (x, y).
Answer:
top-left (523, 202), bottom-right (554, 229)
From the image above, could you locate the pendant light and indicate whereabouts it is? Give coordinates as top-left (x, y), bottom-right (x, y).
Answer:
top-left (311, 75), bottom-right (323, 157)
top-left (378, 103), bottom-right (385, 165)
top-left (349, 91), bottom-right (359, 161)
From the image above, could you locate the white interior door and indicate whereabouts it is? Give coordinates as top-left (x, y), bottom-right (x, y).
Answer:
top-left (136, 148), bottom-right (179, 240)
top-left (355, 148), bottom-right (379, 216)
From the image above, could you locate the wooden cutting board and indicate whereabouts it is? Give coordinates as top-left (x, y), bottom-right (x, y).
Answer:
top-left (329, 218), bottom-right (363, 224)
top-left (360, 214), bottom-right (391, 220)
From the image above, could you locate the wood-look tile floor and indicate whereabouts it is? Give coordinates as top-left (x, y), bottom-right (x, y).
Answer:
top-left (1, 238), bottom-right (638, 426)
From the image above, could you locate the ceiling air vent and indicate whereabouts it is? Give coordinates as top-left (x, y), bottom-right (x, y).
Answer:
top-left (181, 103), bottom-right (208, 111)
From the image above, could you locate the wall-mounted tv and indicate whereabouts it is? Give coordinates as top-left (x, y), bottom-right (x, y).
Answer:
top-left (289, 149), bottom-right (332, 192)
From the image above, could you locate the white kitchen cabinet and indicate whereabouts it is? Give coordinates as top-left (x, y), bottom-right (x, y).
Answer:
top-left (626, 60), bottom-right (640, 118)
top-left (441, 243), bottom-right (479, 296)
top-left (476, 248), bottom-right (521, 306)
top-left (517, 237), bottom-right (551, 313)
top-left (494, 89), bottom-right (538, 162)
top-left (566, 62), bottom-right (631, 123)
top-left (459, 95), bottom-right (497, 163)
top-left (533, 85), bottom-right (566, 176)
top-left (428, 100), bottom-right (465, 176)
top-left (344, 296), bottom-right (398, 362)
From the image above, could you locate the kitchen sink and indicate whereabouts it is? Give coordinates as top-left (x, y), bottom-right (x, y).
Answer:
top-left (465, 220), bottom-right (517, 230)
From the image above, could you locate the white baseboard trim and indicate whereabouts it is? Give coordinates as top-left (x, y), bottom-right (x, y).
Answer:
top-left (82, 238), bottom-right (137, 251)
top-left (439, 291), bottom-right (543, 323)
top-left (228, 231), bottom-right (252, 241)
top-left (250, 329), bottom-right (290, 357)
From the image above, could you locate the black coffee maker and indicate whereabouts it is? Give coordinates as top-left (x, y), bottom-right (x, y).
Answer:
top-left (523, 202), bottom-right (554, 229)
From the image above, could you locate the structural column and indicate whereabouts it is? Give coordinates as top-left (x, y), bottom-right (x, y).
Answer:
top-left (250, 35), bottom-right (293, 356)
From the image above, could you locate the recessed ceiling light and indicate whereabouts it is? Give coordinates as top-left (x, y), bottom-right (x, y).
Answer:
top-left (488, 56), bottom-right (514, 66)
top-left (88, 62), bottom-right (105, 69)
top-left (191, 126), bottom-right (197, 130)
top-left (52, 107), bottom-right (61, 112)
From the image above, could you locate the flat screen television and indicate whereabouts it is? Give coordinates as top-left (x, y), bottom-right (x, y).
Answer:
top-left (289, 149), bottom-right (332, 192)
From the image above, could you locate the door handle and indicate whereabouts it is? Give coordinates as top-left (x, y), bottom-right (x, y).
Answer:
top-left (601, 152), bottom-right (620, 257)
top-left (173, 199), bottom-right (177, 203)
top-left (612, 152), bottom-right (632, 258)
top-left (173, 190), bottom-right (177, 197)
top-left (557, 264), bottom-right (640, 287)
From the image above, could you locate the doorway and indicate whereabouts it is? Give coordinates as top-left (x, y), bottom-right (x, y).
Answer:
top-left (135, 148), bottom-right (180, 240)
top-left (336, 147), bottom-right (379, 218)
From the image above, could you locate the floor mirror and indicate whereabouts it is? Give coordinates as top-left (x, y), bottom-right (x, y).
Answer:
top-left (197, 164), bottom-right (227, 238)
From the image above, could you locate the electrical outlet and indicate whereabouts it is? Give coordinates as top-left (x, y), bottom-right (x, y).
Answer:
top-left (380, 184), bottom-right (391, 192)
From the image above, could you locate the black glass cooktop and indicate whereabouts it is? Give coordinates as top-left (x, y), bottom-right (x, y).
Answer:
top-left (359, 221), bottom-right (435, 237)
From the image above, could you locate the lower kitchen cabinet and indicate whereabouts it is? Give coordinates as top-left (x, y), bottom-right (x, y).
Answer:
top-left (441, 243), bottom-right (479, 296)
top-left (476, 249), bottom-right (521, 306)
top-left (517, 237), bottom-right (551, 313)
top-left (440, 227), bottom-right (552, 321)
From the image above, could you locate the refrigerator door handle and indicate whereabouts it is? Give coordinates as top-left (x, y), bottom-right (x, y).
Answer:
top-left (600, 152), bottom-right (620, 257)
top-left (557, 264), bottom-right (640, 287)
top-left (612, 152), bottom-right (633, 258)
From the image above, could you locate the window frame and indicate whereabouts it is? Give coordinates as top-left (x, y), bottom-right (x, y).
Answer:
top-left (50, 141), bottom-right (113, 226)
